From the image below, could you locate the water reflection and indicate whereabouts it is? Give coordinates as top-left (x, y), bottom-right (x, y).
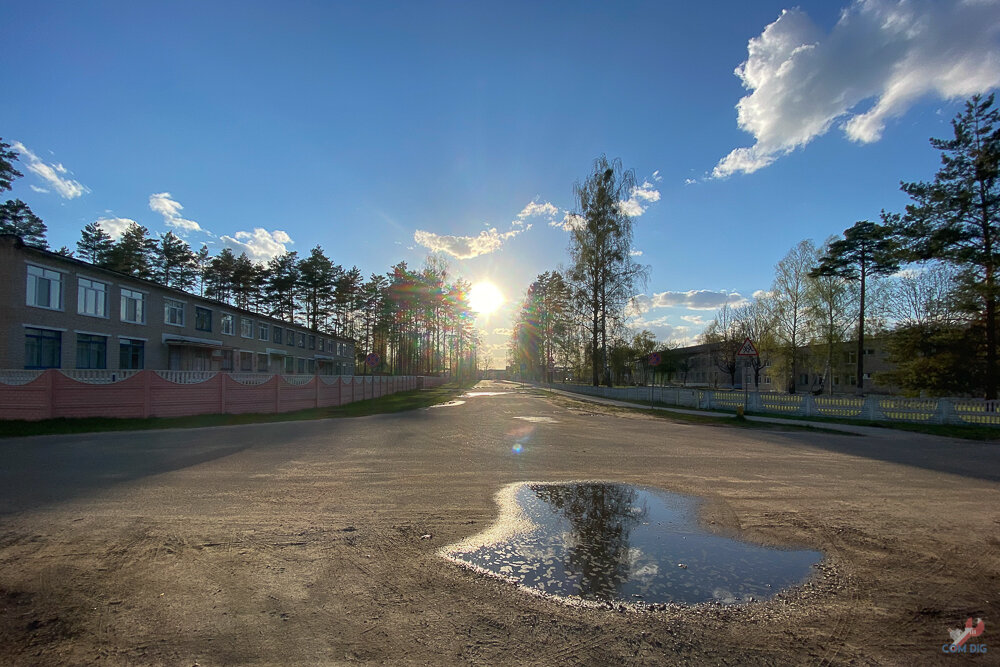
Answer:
top-left (444, 482), bottom-right (822, 606)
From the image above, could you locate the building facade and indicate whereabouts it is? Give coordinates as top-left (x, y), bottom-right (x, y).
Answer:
top-left (0, 235), bottom-right (355, 374)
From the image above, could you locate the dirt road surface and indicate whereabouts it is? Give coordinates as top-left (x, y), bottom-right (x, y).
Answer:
top-left (1, 381), bottom-right (997, 665)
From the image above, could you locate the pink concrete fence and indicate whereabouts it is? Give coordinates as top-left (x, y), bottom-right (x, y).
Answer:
top-left (0, 371), bottom-right (447, 421)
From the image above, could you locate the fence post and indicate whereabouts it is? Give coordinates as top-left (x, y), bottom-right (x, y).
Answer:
top-left (220, 372), bottom-right (228, 414)
top-left (314, 375), bottom-right (320, 409)
top-left (142, 370), bottom-right (152, 418)
top-left (801, 394), bottom-right (816, 418)
top-left (862, 396), bottom-right (882, 421)
top-left (274, 375), bottom-right (281, 413)
top-left (44, 369), bottom-right (55, 420)
top-left (933, 398), bottom-right (956, 425)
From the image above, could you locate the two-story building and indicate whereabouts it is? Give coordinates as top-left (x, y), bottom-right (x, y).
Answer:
top-left (0, 234), bottom-right (355, 374)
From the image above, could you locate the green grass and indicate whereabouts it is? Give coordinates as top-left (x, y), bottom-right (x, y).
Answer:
top-left (0, 383), bottom-right (471, 439)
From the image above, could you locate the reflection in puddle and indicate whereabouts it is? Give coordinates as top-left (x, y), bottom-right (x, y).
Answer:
top-left (462, 391), bottom-right (511, 397)
top-left (426, 400), bottom-right (466, 409)
top-left (443, 482), bottom-right (822, 606)
top-left (513, 416), bottom-right (559, 423)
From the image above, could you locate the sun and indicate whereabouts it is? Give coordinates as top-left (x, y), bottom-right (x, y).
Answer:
top-left (468, 281), bottom-right (505, 315)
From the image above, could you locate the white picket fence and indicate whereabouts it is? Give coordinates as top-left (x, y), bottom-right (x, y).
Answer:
top-left (553, 384), bottom-right (1000, 427)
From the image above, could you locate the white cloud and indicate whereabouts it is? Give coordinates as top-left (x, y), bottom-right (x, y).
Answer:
top-left (618, 181), bottom-right (661, 217)
top-left (680, 314), bottom-right (708, 326)
top-left (414, 225), bottom-right (527, 259)
top-left (652, 170), bottom-right (662, 182)
top-left (29, 185), bottom-right (49, 193)
top-left (630, 317), bottom-right (697, 346)
top-left (549, 211), bottom-right (586, 232)
top-left (149, 192), bottom-right (208, 235)
top-left (684, 178), bottom-right (698, 186)
top-left (713, 0), bottom-right (1000, 178)
top-left (95, 217), bottom-right (138, 240)
top-left (630, 289), bottom-right (747, 314)
top-left (516, 200), bottom-right (558, 225)
top-left (630, 249), bottom-right (644, 257)
top-left (12, 142), bottom-right (89, 198)
top-left (220, 228), bottom-right (293, 262)
top-left (493, 327), bottom-right (513, 336)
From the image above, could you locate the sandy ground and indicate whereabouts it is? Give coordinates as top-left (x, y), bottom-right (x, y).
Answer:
top-left (0, 380), bottom-right (997, 665)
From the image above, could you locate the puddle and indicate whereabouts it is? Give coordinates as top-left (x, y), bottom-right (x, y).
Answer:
top-left (462, 391), bottom-right (511, 397)
top-left (442, 482), bottom-right (822, 606)
top-left (513, 416), bottom-right (559, 423)
top-left (426, 400), bottom-right (466, 409)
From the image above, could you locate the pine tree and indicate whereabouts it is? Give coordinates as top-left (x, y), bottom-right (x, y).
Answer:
top-left (297, 246), bottom-right (337, 330)
top-left (204, 248), bottom-right (237, 303)
top-left (898, 93), bottom-right (1000, 398)
top-left (104, 222), bottom-right (156, 278)
top-left (0, 139), bottom-right (23, 193)
top-left (811, 220), bottom-right (900, 395)
top-left (153, 231), bottom-right (198, 290)
top-left (77, 222), bottom-right (114, 264)
top-left (0, 199), bottom-right (48, 248)
top-left (263, 251), bottom-right (300, 322)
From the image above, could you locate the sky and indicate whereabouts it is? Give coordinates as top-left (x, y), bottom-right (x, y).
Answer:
top-left (4, 0), bottom-right (1000, 367)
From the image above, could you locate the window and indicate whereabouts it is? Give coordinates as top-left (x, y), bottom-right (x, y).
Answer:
top-left (258, 322), bottom-right (269, 341)
top-left (164, 298), bottom-right (185, 326)
top-left (763, 375), bottom-right (772, 385)
top-left (308, 335), bottom-right (316, 350)
top-left (799, 373), bottom-right (809, 385)
top-left (120, 289), bottom-right (145, 324)
top-left (119, 338), bottom-right (144, 370)
top-left (26, 265), bottom-right (63, 310)
top-left (845, 351), bottom-right (857, 364)
top-left (298, 333), bottom-right (305, 348)
top-left (240, 350), bottom-right (253, 371)
top-left (257, 353), bottom-right (268, 371)
top-left (195, 307), bottom-right (212, 332)
top-left (77, 278), bottom-right (107, 317)
top-left (297, 357), bottom-right (306, 374)
top-left (849, 375), bottom-right (857, 386)
top-left (75, 333), bottom-right (107, 369)
top-left (25, 327), bottom-right (61, 368)
top-left (241, 317), bottom-right (253, 338)
top-left (221, 349), bottom-right (234, 371)
top-left (193, 348), bottom-right (212, 371)
top-left (307, 359), bottom-right (316, 374)
top-left (318, 338), bottom-right (325, 352)
top-left (284, 356), bottom-right (294, 374)
top-left (863, 348), bottom-right (875, 356)
top-left (834, 376), bottom-right (840, 386)
top-left (272, 326), bottom-right (283, 344)
top-left (288, 330), bottom-right (297, 347)
top-left (220, 313), bottom-right (234, 335)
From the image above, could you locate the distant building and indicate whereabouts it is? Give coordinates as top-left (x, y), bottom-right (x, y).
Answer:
top-left (642, 339), bottom-right (898, 395)
top-left (0, 234), bottom-right (355, 374)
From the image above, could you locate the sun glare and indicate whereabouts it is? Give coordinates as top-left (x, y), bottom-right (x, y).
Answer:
top-left (469, 281), bottom-right (504, 315)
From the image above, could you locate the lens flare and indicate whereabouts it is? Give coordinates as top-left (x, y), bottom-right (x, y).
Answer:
top-left (469, 281), bottom-right (504, 315)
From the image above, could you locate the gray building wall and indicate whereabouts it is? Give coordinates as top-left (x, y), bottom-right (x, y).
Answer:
top-left (0, 235), bottom-right (356, 373)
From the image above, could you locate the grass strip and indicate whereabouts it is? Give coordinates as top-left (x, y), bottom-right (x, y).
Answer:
top-left (0, 383), bottom-right (470, 438)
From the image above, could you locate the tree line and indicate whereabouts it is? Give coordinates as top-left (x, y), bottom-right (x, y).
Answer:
top-left (0, 141), bottom-right (480, 378)
top-left (509, 94), bottom-right (1000, 399)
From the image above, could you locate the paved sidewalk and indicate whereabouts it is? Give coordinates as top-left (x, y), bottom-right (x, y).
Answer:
top-left (536, 385), bottom-right (920, 438)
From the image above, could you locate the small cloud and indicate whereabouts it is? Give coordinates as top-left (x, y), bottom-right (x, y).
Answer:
top-left (149, 192), bottom-right (208, 235)
top-left (752, 289), bottom-right (773, 299)
top-left (550, 211), bottom-right (586, 232)
top-left (618, 181), bottom-right (661, 217)
top-left (493, 327), bottom-right (513, 336)
top-left (630, 249), bottom-right (644, 257)
top-left (12, 141), bottom-right (89, 199)
top-left (95, 217), bottom-right (138, 240)
top-left (29, 185), bottom-right (49, 193)
top-left (652, 170), bottom-right (662, 182)
top-left (220, 228), bottom-right (293, 262)
top-left (631, 289), bottom-right (747, 313)
top-left (680, 314), bottom-right (707, 326)
top-left (414, 226), bottom-right (526, 259)
top-left (684, 178), bottom-right (698, 185)
top-left (516, 200), bottom-right (558, 224)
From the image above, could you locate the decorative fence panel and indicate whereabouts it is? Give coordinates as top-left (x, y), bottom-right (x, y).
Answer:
top-left (548, 383), bottom-right (999, 427)
top-left (0, 371), bottom-right (440, 422)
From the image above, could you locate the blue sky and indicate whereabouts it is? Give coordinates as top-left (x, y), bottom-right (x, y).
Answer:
top-left (4, 0), bottom-right (999, 364)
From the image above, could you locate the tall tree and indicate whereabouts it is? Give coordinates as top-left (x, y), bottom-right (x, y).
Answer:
top-left (263, 251), bottom-right (300, 321)
top-left (231, 252), bottom-right (261, 311)
top-left (566, 155), bottom-right (646, 386)
top-left (806, 238), bottom-right (857, 394)
top-left (297, 246), bottom-right (337, 330)
top-left (897, 93), bottom-right (1000, 398)
top-left (770, 240), bottom-right (815, 392)
top-left (104, 222), bottom-right (155, 278)
top-left (77, 221), bottom-right (114, 264)
top-left (704, 303), bottom-right (741, 388)
top-left (733, 297), bottom-right (776, 389)
top-left (153, 231), bottom-right (198, 290)
top-left (811, 220), bottom-right (900, 395)
top-left (0, 138), bottom-right (23, 193)
top-left (0, 199), bottom-right (47, 248)
top-left (204, 248), bottom-right (237, 303)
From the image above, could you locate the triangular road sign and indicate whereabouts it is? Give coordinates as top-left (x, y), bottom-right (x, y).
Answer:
top-left (736, 337), bottom-right (759, 357)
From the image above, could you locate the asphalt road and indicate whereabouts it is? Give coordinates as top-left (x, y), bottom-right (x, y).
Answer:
top-left (1, 381), bottom-right (998, 665)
